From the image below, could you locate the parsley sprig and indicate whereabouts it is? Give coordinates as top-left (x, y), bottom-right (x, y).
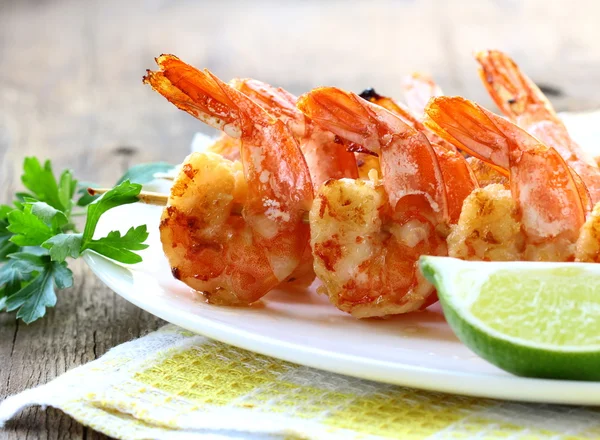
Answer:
top-left (0, 157), bottom-right (157, 323)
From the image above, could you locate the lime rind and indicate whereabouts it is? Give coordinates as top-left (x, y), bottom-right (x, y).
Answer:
top-left (420, 256), bottom-right (600, 380)
top-left (424, 258), bottom-right (600, 352)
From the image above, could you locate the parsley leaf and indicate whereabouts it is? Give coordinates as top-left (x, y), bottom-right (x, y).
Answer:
top-left (41, 180), bottom-right (147, 265)
top-left (58, 170), bottom-right (76, 213)
top-left (0, 233), bottom-right (18, 261)
top-left (0, 278), bottom-right (21, 312)
top-left (82, 181), bottom-right (143, 241)
top-left (0, 256), bottom-right (36, 286)
top-left (0, 253), bottom-right (39, 314)
top-left (84, 226), bottom-right (148, 264)
top-left (29, 202), bottom-right (69, 231)
top-left (7, 202), bottom-right (70, 247)
top-left (4, 255), bottom-right (73, 324)
top-left (7, 208), bottom-right (54, 246)
top-left (116, 162), bottom-right (174, 185)
top-left (0, 206), bottom-right (18, 261)
top-left (0, 251), bottom-right (71, 323)
top-left (0, 205), bottom-right (13, 218)
top-left (21, 158), bottom-right (67, 212)
top-left (43, 233), bottom-right (83, 262)
top-left (78, 181), bottom-right (147, 264)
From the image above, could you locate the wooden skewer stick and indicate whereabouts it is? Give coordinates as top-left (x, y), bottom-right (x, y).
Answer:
top-left (87, 188), bottom-right (311, 223)
top-left (88, 188), bottom-right (170, 206)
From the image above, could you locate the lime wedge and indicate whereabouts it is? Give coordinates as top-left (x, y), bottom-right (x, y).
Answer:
top-left (420, 256), bottom-right (600, 380)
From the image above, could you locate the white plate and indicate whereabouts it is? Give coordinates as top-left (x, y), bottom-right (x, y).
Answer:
top-left (84, 202), bottom-right (600, 405)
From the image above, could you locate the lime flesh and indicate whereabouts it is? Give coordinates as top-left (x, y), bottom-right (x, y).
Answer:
top-left (420, 256), bottom-right (600, 380)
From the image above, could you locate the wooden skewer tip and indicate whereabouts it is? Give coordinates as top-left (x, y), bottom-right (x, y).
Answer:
top-left (88, 187), bottom-right (169, 206)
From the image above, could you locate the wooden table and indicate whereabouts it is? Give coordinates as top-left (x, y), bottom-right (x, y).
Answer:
top-left (1, 0), bottom-right (599, 438)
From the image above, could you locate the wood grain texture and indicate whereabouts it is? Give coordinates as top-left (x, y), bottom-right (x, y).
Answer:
top-left (1, 0), bottom-right (600, 438)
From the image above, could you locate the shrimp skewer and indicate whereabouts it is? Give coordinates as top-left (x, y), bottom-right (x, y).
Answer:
top-left (144, 55), bottom-right (313, 305)
top-left (425, 96), bottom-right (587, 262)
top-left (230, 78), bottom-right (358, 191)
top-left (298, 87), bottom-right (459, 318)
top-left (475, 50), bottom-right (600, 203)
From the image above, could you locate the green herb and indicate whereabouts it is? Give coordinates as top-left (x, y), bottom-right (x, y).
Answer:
top-left (0, 206), bottom-right (19, 261)
top-left (0, 157), bottom-right (149, 324)
top-left (83, 226), bottom-right (148, 264)
top-left (116, 162), bottom-right (174, 185)
top-left (21, 158), bottom-right (76, 214)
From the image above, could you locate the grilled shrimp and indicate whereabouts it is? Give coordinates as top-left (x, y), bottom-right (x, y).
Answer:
top-left (475, 50), bottom-right (600, 203)
top-left (231, 78), bottom-right (358, 191)
top-left (144, 55), bottom-right (313, 305)
top-left (358, 88), bottom-right (478, 223)
top-left (398, 75), bottom-right (509, 189)
top-left (231, 78), bottom-right (360, 286)
top-left (205, 133), bottom-right (241, 161)
top-left (359, 88), bottom-right (457, 152)
top-left (575, 204), bottom-right (600, 262)
top-left (425, 96), bottom-right (589, 262)
top-left (297, 87), bottom-right (470, 318)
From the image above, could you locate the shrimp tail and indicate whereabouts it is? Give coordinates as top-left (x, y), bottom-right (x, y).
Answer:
top-left (143, 54), bottom-right (256, 138)
top-left (359, 88), bottom-right (422, 128)
top-left (230, 78), bottom-right (299, 122)
top-left (475, 50), bottom-right (600, 204)
top-left (397, 75), bottom-right (505, 192)
top-left (425, 96), bottom-right (587, 242)
top-left (233, 79), bottom-right (359, 190)
top-left (401, 72), bottom-right (443, 116)
top-left (297, 87), bottom-right (381, 154)
top-left (424, 96), bottom-right (510, 176)
top-left (474, 49), bottom-right (554, 122)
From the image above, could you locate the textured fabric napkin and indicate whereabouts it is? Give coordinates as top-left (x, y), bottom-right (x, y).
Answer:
top-left (1, 324), bottom-right (599, 439)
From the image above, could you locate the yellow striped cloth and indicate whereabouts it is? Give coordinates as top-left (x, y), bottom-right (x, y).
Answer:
top-left (1, 325), bottom-right (598, 439)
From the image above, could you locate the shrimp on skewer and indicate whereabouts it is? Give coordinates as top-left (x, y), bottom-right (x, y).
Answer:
top-left (230, 78), bottom-right (358, 191)
top-left (475, 50), bottom-right (600, 203)
top-left (199, 77), bottom-right (358, 287)
top-left (351, 86), bottom-right (450, 181)
top-left (359, 88), bottom-right (457, 152)
top-left (425, 96), bottom-right (588, 262)
top-left (298, 87), bottom-right (463, 318)
top-left (144, 55), bottom-right (313, 305)
top-left (399, 75), bottom-right (510, 189)
top-left (230, 78), bottom-right (355, 286)
top-left (359, 88), bottom-right (478, 224)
